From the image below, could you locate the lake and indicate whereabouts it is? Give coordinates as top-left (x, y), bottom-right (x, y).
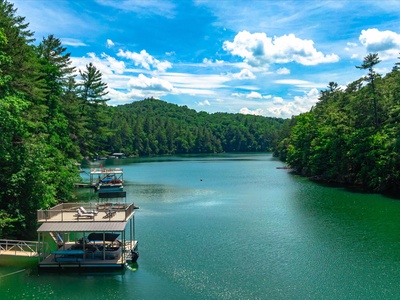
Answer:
top-left (1, 153), bottom-right (400, 299)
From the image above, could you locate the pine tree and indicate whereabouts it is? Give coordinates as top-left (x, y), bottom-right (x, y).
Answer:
top-left (77, 63), bottom-right (111, 155)
top-left (356, 53), bottom-right (381, 128)
top-left (78, 62), bottom-right (109, 105)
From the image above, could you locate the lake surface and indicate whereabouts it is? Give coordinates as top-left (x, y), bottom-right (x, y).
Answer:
top-left (1, 153), bottom-right (400, 299)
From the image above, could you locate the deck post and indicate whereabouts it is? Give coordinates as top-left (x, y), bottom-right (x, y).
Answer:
top-left (122, 230), bottom-right (125, 262)
top-left (37, 233), bottom-right (41, 263)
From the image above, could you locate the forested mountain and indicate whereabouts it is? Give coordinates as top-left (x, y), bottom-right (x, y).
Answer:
top-left (274, 55), bottom-right (400, 193)
top-left (106, 99), bottom-right (285, 156)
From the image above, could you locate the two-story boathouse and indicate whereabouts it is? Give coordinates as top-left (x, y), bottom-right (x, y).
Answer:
top-left (36, 168), bottom-right (138, 269)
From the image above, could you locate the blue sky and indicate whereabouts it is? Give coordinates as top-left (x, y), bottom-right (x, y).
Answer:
top-left (11, 0), bottom-right (400, 118)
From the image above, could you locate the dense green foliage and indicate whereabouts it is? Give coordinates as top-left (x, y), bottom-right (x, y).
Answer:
top-left (275, 55), bottom-right (400, 192)
top-left (106, 99), bottom-right (285, 156)
top-left (0, 1), bottom-right (83, 238)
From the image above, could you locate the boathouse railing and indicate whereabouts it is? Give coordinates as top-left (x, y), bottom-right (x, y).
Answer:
top-left (125, 203), bottom-right (135, 220)
top-left (37, 202), bottom-right (135, 222)
top-left (0, 239), bottom-right (48, 257)
top-left (38, 203), bottom-right (98, 222)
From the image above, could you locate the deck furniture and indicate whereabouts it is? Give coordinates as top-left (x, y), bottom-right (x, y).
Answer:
top-left (76, 209), bottom-right (95, 219)
top-left (80, 206), bottom-right (98, 215)
top-left (97, 203), bottom-right (126, 210)
top-left (103, 209), bottom-right (116, 219)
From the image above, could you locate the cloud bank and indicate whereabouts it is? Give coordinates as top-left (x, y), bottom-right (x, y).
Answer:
top-left (223, 31), bottom-right (339, 67)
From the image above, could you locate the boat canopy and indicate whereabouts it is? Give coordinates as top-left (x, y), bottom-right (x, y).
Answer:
top-left (37, 222), bottom-right (127, 233)
top-left (88, 233), bottom-right (119, 242)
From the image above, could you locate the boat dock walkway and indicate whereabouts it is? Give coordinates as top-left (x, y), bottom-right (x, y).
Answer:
top-left (0, 239), bottom-right (48, 257)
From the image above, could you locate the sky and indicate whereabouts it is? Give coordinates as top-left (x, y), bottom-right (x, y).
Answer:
top-left (10, 0), bottom-right (400, 119)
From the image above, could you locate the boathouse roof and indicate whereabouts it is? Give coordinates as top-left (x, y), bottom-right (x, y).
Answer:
top-left (37, 221), bottom-right (127, 233)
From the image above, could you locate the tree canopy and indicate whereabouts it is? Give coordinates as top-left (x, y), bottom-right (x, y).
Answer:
top-left (275, 53), bottom-right (400, 193)
top-left (0, 1), bottom-right (80, 238)
top-left (105, 98), bottom-right (285, 156)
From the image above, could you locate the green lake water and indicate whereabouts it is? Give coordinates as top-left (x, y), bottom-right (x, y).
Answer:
top-left (1, 153), bottom-right (400, 299)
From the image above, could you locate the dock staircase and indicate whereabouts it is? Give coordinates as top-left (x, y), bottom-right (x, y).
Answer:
top-left (49, 232), bottom-right (64, 248)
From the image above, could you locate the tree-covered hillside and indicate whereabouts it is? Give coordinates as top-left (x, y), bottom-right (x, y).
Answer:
top-left (106, 98), bottom-right (286, 156)
top-left (275, 55), bottom-right (400, 193)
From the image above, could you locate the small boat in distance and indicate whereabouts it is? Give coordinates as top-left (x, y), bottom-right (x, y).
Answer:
top-left (89, 168), bottom-right (124, 192)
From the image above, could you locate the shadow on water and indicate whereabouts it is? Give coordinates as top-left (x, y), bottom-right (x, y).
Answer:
top-left (289, 170), bottom-right (400, 200)
top-left (83, 152), bottom-right (275, 167)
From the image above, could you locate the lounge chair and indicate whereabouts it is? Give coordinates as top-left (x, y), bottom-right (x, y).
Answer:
top-left (103, 209), bottom-right (116, 219)
top-left (76, 209), bottom-right (95, 219)
top-left (80, 206), bottom-right (98, 215)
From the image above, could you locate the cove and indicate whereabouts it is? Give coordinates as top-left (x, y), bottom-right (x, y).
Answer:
top-left (1, 153), bottom-right (400, 299)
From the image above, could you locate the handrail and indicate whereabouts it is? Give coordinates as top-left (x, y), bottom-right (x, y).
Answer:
top-left (38, 202), bottom-right (102, 221)
top-left (90, 168), bottom-right (123, 173)
top-left (0, 239), bottom-right (48, 257)
top-left (37, 202), bottom-right (134, 222)
top-left (125, 203), bottom-right (135, 221)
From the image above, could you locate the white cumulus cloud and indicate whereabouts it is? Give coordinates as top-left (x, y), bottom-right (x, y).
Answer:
top-left (359, 28), bottom-right (400, 59)
top-left (106, 39), bottom-right (115, 48)
top-left (117, 49), bottom-right (172, 72)
top-left (231, 69), bottom-right (256, 79)
top-left (263, 89), bottom-right (319, 118)
top-left (223, 30), bottom-right (339, 67)
top-left (276, 67), bottom-right (290, 75)
top-left (101, 53), bottom-right (125, 74)
top-left (246, 91), bottom-right (263, 99)
top-left (293, 88), bottom-right (319, 110)
top-left (128, 74), bottom-right (174, 92)
top-left (240, 107), bottom-right (264, 115)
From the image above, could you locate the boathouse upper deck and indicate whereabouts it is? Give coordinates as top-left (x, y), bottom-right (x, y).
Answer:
top-left (37, 202), bottom-right (135, 223)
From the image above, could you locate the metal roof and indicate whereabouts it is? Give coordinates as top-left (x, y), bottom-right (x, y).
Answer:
top-left (37, 221), bottom-right (127, 233)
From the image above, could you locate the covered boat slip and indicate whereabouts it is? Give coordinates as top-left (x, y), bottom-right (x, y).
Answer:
top-left (37, 219), bottom-right (137, 269)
